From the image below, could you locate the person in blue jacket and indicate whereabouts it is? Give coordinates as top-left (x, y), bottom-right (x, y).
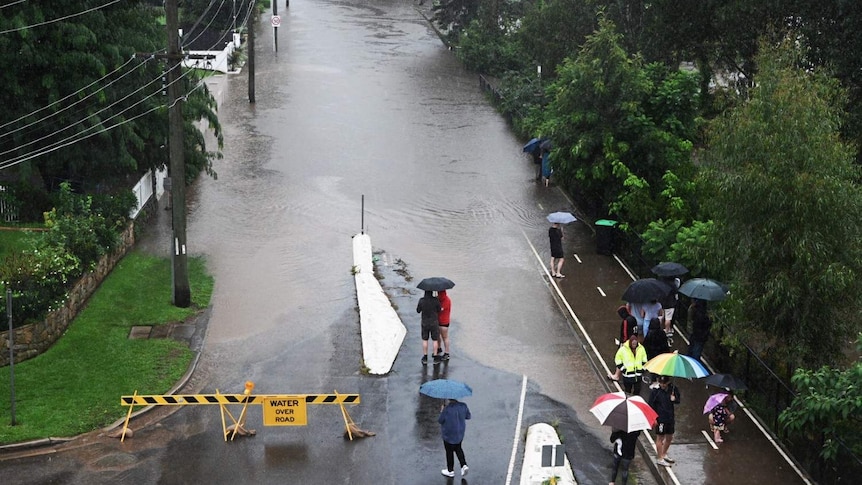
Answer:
top-left (438, 399), bottom-right (471, 478)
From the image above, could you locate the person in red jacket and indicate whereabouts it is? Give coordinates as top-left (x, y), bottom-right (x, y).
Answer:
top-left (437, 290), bottom-right (452, 361)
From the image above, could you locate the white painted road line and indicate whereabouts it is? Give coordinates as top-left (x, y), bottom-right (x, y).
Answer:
top-left (702, 429), bottom-right (719, 450)
top-left (505, 374), bottom-right (528, 485)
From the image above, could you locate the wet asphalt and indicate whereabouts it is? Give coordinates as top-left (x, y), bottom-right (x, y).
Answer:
top-left (0, 1), bottom-right (816, 483)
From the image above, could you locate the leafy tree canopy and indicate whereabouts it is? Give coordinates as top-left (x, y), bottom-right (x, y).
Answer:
top-left (0, 1), bottom-right (221, 195)
top-left (535, 16), bottom-right (699, 231)
top-left (701, 39), bottom-right (862, 368)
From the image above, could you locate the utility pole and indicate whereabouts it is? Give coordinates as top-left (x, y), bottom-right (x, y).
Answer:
top-left (165, 0), bottom-right (191, 307)
top-left (248, 4), bottom-right (255, 103)
top-left (273, 0), bottom-right (278, 52)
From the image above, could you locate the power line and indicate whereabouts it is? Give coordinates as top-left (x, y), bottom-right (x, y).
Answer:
top-left (0, 79), bottom-right (206, 172)
top-left (0, 0), bottom-right (27, 10)
top-left (0, 0), bottom-right (121, 35)
top-left (0, 55), bottom-right (148, 136)
top-left (0, 63), bottom-right (182, 159)
top-left (181, 0), bottom-right (225, 48)
top-left (0, 2), bottom-right (240, 171)
top-left (0, 66), bottom-right (196, 170)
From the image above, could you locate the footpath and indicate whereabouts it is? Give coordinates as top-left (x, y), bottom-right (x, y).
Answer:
top-left (527, 183), bottom-right (814, 485)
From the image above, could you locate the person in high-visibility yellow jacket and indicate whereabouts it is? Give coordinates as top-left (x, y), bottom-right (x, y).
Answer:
top-left (611, 333), bottom-right (648, 395)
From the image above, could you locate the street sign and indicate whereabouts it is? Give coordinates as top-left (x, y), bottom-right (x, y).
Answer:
top-left (263, 396), bottom-right (307, 426)
top-left (271, 15), bottom-right (281, 27)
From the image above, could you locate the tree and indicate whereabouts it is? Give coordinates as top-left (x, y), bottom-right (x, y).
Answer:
top-left (517, 0), bottom-right (598, 79)
top-left (779, 334), bottom-right (862, 475)
top-left (701, 39), bottom-right (862, 368)
top-left (0, 1), bottom-right (221, 193)
top-left (535, 16), bottom-right (699, 231)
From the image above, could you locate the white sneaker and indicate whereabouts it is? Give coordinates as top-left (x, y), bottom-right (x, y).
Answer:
top-left (657, 458), bottom-right (672, 467)
top-left (461, 465), bottom-right (469, 476)
top-left (441, 469), bottom-right (455, 477)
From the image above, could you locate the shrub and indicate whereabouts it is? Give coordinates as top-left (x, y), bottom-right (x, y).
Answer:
top-left (42, 182), bottom-right (132, 271)
top-left (0, 247), bottom-right (81, 330)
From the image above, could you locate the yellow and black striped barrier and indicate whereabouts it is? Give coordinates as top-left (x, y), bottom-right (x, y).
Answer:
top-left (120, 393), bottom-right (360, 406)
top-left (119, 382), bottom-right (361, 442)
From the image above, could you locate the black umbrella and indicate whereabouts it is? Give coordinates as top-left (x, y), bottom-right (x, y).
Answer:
top-left (621, 278), bottom-right (672, 303)
top-left (417, 277), bottom-right (455, 291)
top-left (651, 262), bottom-right (689, 277)
top-left (539, 139), bottom-right (553, 153)
top-left (704, 373), bottom-right (747, 390)
top-left (679, 278), bottom-right (729, 301)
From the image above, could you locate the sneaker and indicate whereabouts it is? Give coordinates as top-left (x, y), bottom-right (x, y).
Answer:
top-left (438, 348), bottom-right (444, 355)
top-left (421, 355), bottom-right (428, 365)
top-left (433, 355), bottom-right (442, 364)
top-left (441, 469), bottom-right (455, 477)
top-left (664, 456), bottom-right (675, 463)
top-left (442, 353), bottom-right (450, 361)
top-left (657, 459), bottom-right (672, 467)
top-left (461, 465), bottom-right (469, 476)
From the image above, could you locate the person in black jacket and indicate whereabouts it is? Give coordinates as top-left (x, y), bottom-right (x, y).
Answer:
top-left (609, 428), bottom-right (641, 485)
top-left (642, 318), bottom-right (670, 387)
top-left (417, 290), bottom-right (442, 365)
top-left (687, 299), bottom-right (712, 361)
top-left (617, 306), bottom-right (638, 344)
top-left (649, 376), bottom-right (681, 467)
top-left (643, 318), bottom-right (669, 360)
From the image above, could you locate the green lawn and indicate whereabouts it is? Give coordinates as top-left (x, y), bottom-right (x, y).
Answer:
top-left (0, 251), bottom-right (213, 444)
top-left (0, 226), bottom-right (42, 258)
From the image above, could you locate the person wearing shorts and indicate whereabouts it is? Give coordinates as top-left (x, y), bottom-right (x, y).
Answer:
top-left (417, 290), bottom-right (442, 365)
top-left (648, 375), bottom-right (680, 467)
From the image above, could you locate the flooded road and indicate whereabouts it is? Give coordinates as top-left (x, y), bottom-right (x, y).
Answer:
top-left (1, 1), bottom-right (658, 484)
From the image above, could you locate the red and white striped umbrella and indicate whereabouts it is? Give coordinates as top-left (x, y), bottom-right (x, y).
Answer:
top-left (590, 392), bottom-right (658, 432)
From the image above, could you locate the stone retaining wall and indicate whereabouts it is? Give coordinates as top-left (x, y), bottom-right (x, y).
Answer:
top-left (0, 223), bottom-right (137, 366)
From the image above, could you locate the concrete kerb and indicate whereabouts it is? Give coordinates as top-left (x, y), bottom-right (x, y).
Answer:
top-left (352, 233), bottom-right (407, 375)
top-left (520, 423), bottom-right (577, 485)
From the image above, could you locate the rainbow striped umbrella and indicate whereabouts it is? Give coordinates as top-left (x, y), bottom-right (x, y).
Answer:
top-left (644, 351), bottom-right (710, 379)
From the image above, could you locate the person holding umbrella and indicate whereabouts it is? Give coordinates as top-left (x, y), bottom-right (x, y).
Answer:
top-left (648, 376), bottom-right (681, 467)
top-left (438, 398), bottom-right (470, 478)
top-left (416, 290), bottom-right (442, 365)
top-left (687, 298), bottom-right (712, 361)
top-left (706, 393), bottom-right (735, 444)
top-left (549, 222), bottom-right (565, 278)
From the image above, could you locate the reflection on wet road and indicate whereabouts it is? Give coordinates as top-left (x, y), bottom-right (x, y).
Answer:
top-left (1, 1), bottom-right (655, 484)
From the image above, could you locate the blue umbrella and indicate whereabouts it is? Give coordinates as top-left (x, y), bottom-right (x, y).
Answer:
top-left (523, 137), bottom-right (543, 154)
top-left (547, 212), bottom-right (577, 224)
top-left (419, 379), bottom-right (473, 399)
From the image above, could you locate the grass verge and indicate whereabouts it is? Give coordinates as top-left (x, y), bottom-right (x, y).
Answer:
top-left (0, 250), bottom-right (213, 445)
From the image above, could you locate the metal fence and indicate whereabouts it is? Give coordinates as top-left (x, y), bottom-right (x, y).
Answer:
top-left (0, 185), bottom-right (19, 223)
